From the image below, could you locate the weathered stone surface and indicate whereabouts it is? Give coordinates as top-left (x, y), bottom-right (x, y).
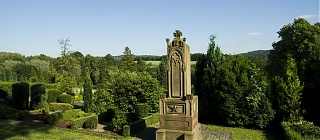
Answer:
top-left (157, 30), bottom-right (200, 140)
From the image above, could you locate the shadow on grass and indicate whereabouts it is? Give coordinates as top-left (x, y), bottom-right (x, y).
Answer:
top-left (0, 119), bottom-right (52, 140)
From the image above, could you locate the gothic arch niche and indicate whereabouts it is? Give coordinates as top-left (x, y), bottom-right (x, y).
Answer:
top-left (170, 51), bottom-right (182, 98)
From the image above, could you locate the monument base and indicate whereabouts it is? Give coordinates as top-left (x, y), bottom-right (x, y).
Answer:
top-left (156, 123), bottom-right (201, 140)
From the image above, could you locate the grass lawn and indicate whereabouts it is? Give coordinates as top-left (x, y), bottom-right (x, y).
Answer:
top-left (0, 120), bottom-right (131, 140)
top-left (206, 124), bottom-right (282, 140)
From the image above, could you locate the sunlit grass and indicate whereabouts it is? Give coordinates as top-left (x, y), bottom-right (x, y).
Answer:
top-left (0, 120), bottom-right (132, 140)
top-left (206, 124), bottom-right (281, 140)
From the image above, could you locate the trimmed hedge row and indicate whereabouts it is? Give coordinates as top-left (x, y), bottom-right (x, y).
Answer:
top-left (122, 113), bottom-right (159, 136)
top-left (47, 89), bottom-right (61, 103)
top-left (71, 115), bottom-right (98, 130)
top-left (0, 82), bottom-right (58, 95)
top-left (30, 84), bottom-right (47, 110)
top-left (49, 103), bottom-right (74, 111)
top-left (0, 103), bottom-right (29, 120)
top-left (57, 94), bottom-right (73, 104)
top-left (45, 109), bottom-right (85, 124)
top-left (135, 103), bottom-right (150, 118)
top-left (12, 82), bottom-right (29, 110)
top-left (281, 121), bottom-right (320, 140)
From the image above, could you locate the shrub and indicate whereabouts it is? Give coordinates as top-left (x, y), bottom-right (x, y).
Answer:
top-left (0, 89), bottom-right (8, 102)
top-left (0, 82), bottom-right (14, 95)
top-left (106, 107), bottom-right (118, 121)
top-left (30, 84), bottom-right (47, 110)
top-left (57, 94), bottom-right (73, 104)
top-left (70, 115), bottom-right (98, 129)
top-left (111, 111), bottom-right (128, 134)
top-left (47, 89), bottom-right (61, 103)
top-left (135, 103), bottom-right (150, 118)
top-left (45, 109), bottom-right (85, 124)
top-left (49, 103), bottom-right (73, 111)
top-left (84, 115), bottom-right (98, 129)
top-left (122, 125), bottom-right (130, 137)
top-left (83, 74), bottom-right (93, 113)
top-left (12, 82), bottom-right (29, 110)
top-left (281, 121), bottom-right (320, 140)
top-left (0, 103), bottom-right (29, 120)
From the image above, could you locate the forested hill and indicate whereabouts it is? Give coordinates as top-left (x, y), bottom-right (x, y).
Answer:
top-left (238, 50), bottom-right (270, 59)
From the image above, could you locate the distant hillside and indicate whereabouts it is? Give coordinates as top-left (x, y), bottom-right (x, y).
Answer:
top-left (238, 50), bottom-right (270, 59)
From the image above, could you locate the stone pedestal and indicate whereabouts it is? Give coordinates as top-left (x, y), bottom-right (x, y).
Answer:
top-left (156, 30), bottom-right (200, 140)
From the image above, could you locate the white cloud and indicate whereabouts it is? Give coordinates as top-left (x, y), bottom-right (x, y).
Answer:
top-left (246, 32), bottom-right (262, 36)
top-left (297, 15), bottom-right (319, 19)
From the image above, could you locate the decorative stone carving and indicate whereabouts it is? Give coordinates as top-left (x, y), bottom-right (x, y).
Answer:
top-left (156, 30), bottom-right (200, 140)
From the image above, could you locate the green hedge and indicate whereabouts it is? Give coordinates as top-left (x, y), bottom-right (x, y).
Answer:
top-left (135, 103), bottom-right (150, 118)
top-left (57, 94), bottom-right (73, 104)
top-left (30, 84), bottom-right (47, 110)
top-left (0, 82), bottom-right (14, 95)
top-left (0, 103), bottom-right (29, 120)
top-left (49, 103), bottom-right (74, 111)
top-left (122, 113), bottom-right (159, 136)
top-left (47, 89), bottom-right (61, 103)
top-left (281, 121), bottom-right (320, 140)
top-left (71, 115), bottom-right (98, 130)
top-left (12, 82), bottom-right (29, 110)
top-left (45, 109), bottom-right (85, 124)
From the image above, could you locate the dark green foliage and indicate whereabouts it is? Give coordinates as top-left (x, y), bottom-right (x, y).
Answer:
top-left (238, 50), bottom-right (270, 59)
top-left (92, 88), bottom-right (114, 115)
top-left (57, 94), bottom-right (73, 104)
top-left (108, 71), bottom-right (164, 113)
top-left (0, 103), bottom-right (29, 120)
top-left (267, 18), bottom-right (320, 125)
top-left (83, 73), bottom-right (93, 113)
top-left (0, 89), bottom-right (8, 102)
top-left (12, 82), bottom-right (29, 110)
top-left (47, 89), bottom-right (61, 103)
top-left (71, 115), bottom-right (98, 129)
top-left (281, 121), bottom-right (320, 140)
top-left (118, 46), bottom-right (137, 72)
top-left (156, 58), bottom-right (167, 90)
top-left (195, 36), bottom-right (274, 129)
top-left (135, 103), bottom-right (150, 118)
top-left (111, 111), bottom-right (128, 134)
top-left (106, 107), bottom-right (118, 121)
top-left (30, 84), bottom-right (47, 110)
top-left (49, 103), bottom-right (74, 111)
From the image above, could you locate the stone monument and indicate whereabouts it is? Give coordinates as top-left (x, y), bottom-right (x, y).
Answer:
top-left (156, 30), bottom-right (200, 140)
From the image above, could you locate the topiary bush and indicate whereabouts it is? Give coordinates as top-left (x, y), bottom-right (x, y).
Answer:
top-left (135, 103), bottom-right (150, 118)
top-left (0, 89), bottom-right (8, 102)
top-left (30, 84), bottom-right (47, 110)
top-left (12, 82), bottom-right (30, 110)
top-left (84, 115), bottom-right (98, 129)
top-left (47, 89), bottom-right (61, 103)
top-left (49, 103), bottom-right (74, 111)
top-left (57, 94), bottom-right (73, 104)
top-left (111, 111), bottom-right (128, 134)
top-left (0, 82), bottom-right (14, 95)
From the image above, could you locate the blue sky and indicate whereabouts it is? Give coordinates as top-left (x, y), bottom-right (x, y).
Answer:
top-left (0, 0), bottom-right (319, 57)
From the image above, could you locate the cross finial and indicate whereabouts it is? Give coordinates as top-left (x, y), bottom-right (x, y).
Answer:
top-left (173, 30), bottom-right (182, 38)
